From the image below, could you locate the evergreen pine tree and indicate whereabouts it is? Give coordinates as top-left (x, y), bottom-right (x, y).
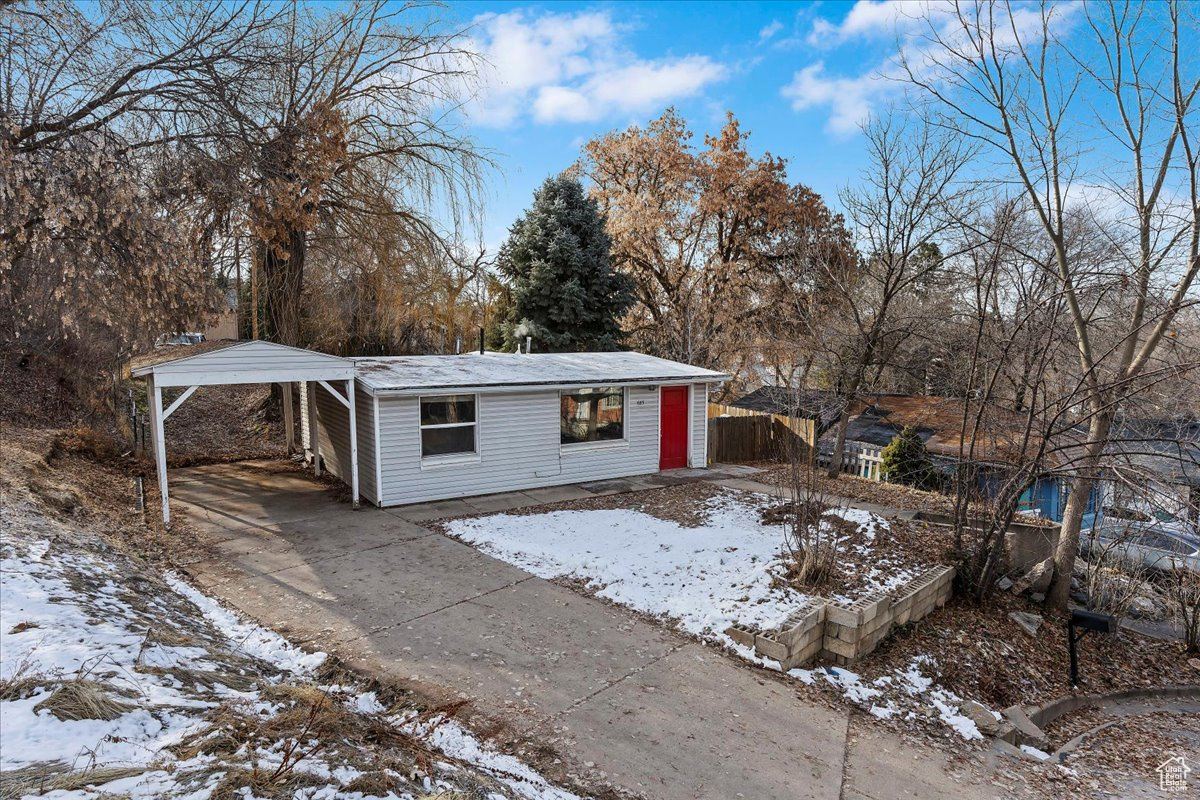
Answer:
top-left (496, 175), bottom-right (633, 352)
top-left (880, 426), bottom-right (935, 489)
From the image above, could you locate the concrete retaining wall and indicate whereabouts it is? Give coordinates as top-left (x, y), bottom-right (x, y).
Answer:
top-left (911, 511), bottom-right (1059, 575)
top-left (734, 565), bottom-right (956, 669)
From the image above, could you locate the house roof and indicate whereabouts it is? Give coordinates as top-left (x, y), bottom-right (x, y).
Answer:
top-left (730, 386), bottom-right (847, 431)
top-left (130, 340), bottom-right (355, 387)
top-left (822, 394), bottom-right (1036, 464)
top-left (353, 351), bottom-right (728, 393)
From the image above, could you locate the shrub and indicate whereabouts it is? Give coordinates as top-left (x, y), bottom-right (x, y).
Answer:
top-left (880, 426), bottom-right (935, 490)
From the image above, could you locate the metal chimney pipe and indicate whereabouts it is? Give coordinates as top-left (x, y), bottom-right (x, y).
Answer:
top-left (525, 335), bottom-right (532, 354)
top-left (478, 327), bottom-right (484, 355)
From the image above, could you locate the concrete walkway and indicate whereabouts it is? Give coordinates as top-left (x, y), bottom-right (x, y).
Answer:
top-left (170, 461), bottom-right (1000, 800)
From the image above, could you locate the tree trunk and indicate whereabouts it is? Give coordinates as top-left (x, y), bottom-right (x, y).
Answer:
top-left (260, 226), bottom-right (306, 346)
top-left (1047, 411), bottom-right (1114, 609)
top-left (825, 402), bottom-right (853, 479)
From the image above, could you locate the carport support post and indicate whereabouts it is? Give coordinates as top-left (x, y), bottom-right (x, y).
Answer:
top-left (148, 375), bottom-right (170, 528)
top-left (281, 381), bottom-right (295, 455)
top-left (307, 380), bottom-right (321, 477)
top-left (347, 378), bottom-right (360, 508)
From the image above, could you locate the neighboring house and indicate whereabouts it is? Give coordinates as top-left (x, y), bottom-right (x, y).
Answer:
top-left (728, 386), bottom-right (846, 434)
top-left (203, 288), bottom-right (238, 341)
top-left (1095, 417), bottom-right (1200, 527)
top-left (133, 341), bottom-right (727, 525)
top-left (812, 393), bottom-right (1074, 518)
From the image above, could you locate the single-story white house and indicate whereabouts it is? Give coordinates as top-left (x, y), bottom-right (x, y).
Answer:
top-left (132, 341), bottom-right (727, 524)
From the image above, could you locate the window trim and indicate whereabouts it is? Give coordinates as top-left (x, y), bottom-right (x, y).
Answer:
top-left (418, 393), bottom-right (480, 464)
top-left (559, 385), bottom-right (628, 450)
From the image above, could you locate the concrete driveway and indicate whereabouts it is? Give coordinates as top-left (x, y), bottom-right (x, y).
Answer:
top-left (170, 461), bottom-right (1002, 800)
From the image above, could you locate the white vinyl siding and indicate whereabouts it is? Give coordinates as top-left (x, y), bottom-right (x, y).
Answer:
top-left (691, 382), bottom-right (707, 467)
top-left (375, 384), bottom-right (662, 506)
top-left (314, 381), bottom-right (378, 505)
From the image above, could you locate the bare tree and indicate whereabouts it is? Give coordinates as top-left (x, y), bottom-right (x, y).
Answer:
top-left (905, 0), bottom-right (1200, 608)
top-left (819, 112), bottom-right (974, 477)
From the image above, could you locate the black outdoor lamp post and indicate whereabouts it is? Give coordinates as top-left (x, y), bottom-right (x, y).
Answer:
top-left (1067, 609), bottom-right (1117, 687)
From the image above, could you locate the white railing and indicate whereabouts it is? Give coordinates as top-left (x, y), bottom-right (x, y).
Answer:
top-left (816, 443), bottom-right (883, 481)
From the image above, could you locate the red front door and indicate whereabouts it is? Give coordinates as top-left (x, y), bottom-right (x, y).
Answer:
top-left (659, 386), bottom-right (689, 470)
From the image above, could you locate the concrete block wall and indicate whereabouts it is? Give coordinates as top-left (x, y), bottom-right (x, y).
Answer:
top-left (735, 565), bottom-right (956, 669)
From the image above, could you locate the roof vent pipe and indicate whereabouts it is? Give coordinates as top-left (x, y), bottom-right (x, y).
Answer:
top-left (525, 336), bottom-right (532, 354)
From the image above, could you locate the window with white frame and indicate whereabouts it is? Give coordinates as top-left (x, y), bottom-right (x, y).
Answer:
top-left (420, 395), bottom-right (477, 457)
top-left (560, 387), bottom-right (624, 445)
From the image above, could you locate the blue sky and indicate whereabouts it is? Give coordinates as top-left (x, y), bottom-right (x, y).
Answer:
top-left (437, 1), bottom-right (920, 249)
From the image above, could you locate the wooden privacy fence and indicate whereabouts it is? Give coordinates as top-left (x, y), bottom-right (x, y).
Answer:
top-left (707, 403), bottom-right (816, 464)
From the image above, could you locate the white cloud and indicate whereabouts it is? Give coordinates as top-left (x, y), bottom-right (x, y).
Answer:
top-left (807, 1), bottom-right (949, 46)
top-left (786, 1), bottom-right (1082, 135)
top-left (467, 9), bottom-right (727, 127)
top-left (758, 20), bottom-right (784, 43)
top-left (781, 62), bottom-right (876, 136)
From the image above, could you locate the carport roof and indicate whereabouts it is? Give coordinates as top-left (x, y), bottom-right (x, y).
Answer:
top-left (131, 340), bottom-right (355, 387)
top-left (353, 351), bottom-right (728, 393)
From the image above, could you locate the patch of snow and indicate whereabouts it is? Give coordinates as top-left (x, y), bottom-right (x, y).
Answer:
top-left (1021, 744), bottom-right (1052, 760)
top-left (2, 531), bottom-right (581, 800)
top-left (352, 690), bottom-right (386, 715)
top-left (896, 655), bottom-right (935, 695)
top-left (414, 718), bottom-right (584, 800)
top-left (165, 572), bottom-right (326, 675)
top-left (787, 668), bottom-right (818, 685)
top-left (446, 494), bottom-right (815, 646)
top-left (928, 689), bottom-right (982, 741)
top-left (819, 667), bottom-right (889, 705)
top-left (869, 702), bottom-right (899, 719)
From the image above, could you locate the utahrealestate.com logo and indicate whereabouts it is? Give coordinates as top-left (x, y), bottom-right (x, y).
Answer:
top-left (1156, 755), bottom-right (1191, 792)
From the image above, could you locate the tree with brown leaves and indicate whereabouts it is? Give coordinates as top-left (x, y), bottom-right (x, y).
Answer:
top-left (575, 109), bottom-right (853, 391)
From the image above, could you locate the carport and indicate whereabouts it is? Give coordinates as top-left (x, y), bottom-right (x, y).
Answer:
top-left (130, 341), bottom-right (359, 527)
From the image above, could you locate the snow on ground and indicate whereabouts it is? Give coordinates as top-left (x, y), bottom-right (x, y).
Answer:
top-left (788, 655), bottom-right (987, 742)
top-left (446, 492), bottom-right (816, 646)
top-left (446, 490), bottom-right (984, 743)
top-left (445, 492), bottom-right (922, 650)
top-left (828, 508), bottom-right (920, 603)
top-left (1, 502), bottom-right (582, 799)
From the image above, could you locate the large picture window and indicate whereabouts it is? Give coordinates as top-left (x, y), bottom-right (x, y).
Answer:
top-left (560, 387), bottom-right (624, 445)
top-left (420, 394), bottom-right (477, 458)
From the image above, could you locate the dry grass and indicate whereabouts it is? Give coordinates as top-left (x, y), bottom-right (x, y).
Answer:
top-left (134, 663), bottom-right (258, 694)
top-left (0, 763), bottom-right (146, 800)
top-left (47, 426), bottom-right (121, 464)
top-left (342, 771), bottom-right (405, 796)
top-left (0, 672), bottom-right (49, 702)
top-left (168, 703), bottom-right (260, 761)
top-left (208, 766), bottom-right (328, 800)
top-left (32, 679), bottom-right (136, 722)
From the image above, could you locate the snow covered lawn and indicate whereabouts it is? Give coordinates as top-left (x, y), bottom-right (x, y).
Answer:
top-left (446, 491), bottom-right (820, 652)
top-left (444, 488), bottom-right (992, 744)
top-left (446, 490), bottom-right (923, 651)
top-left (1, 500), bottom-right (581, 800)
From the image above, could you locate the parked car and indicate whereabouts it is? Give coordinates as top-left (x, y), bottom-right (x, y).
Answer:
top-left (1080, 521), bottom-right (1200, 575)
top-left (155, 332), bottom-right (206, 348)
